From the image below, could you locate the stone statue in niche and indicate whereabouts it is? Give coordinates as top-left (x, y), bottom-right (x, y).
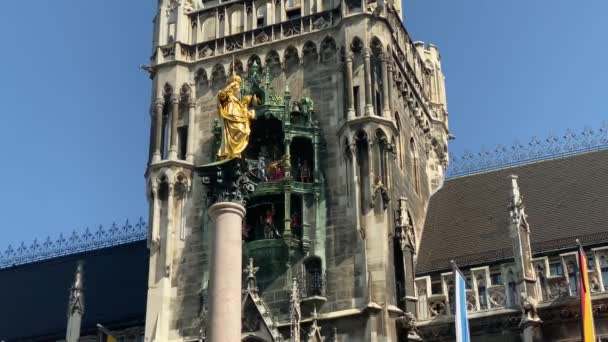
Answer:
top-left (299, 160), bottom-right (311, 183)
top-left (216, 74), bottom-right (258, 160)
top-left (262, 205), bottom-right (281, 239)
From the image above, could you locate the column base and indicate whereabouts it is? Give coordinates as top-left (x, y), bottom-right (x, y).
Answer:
top-left (347, 108), bottom-right (356, 120)
top-left (168, 149), bottom-right (177, 160)
top-left (186, 154), bottom-right (194, 163)
top-left (365, 104), bottom-right (374, 116)
top-left (152, 152), bottom-right (161, 163)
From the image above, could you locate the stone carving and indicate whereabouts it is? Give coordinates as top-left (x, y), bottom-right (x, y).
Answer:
top-left (198, 45), bottom-right (214, 58)
top-left (520, 292), bottom-right (541, 323)
top-left (312, 16), bottom-right (328, 30)
top-left (67, 260), bottom-right (85, 316)
top-left (198, 285), bottom-right (209, 339)
top-left (397, 312), bottom-right (422, 341)
top-left (371, 176), bottom-right (389, 210)
top-left (488, 286), bottom-right (506, 308)
top-left (197, 158), bottom-right (258, 206)
top-left (255, 31), bottom-right (270, 44)
top-left (183, 0), bottom-right (195, 14)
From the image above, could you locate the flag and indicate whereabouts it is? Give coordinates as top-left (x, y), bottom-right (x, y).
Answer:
top-left (577, 241), bottom-right (596, 342)
top-left (452, 261), bottom-right (471, 342)
top-left (97, 324), bottom-right (117, 342)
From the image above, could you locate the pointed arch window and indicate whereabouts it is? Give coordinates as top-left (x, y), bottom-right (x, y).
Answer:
top-left (410, 138), bottom-right (420, 194)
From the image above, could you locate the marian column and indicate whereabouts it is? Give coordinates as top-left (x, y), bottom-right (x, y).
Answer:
top-left (197, 159), bottom-right (257, 342)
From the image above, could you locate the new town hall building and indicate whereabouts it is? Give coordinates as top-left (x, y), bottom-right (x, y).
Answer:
top-left (1, 1), bottom-right (608, 341)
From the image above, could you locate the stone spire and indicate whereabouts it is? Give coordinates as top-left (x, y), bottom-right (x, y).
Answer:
top-left (507, 175), bottom-right (542, 341)
top-left (66, 260), bottom-right (85, 342)
top-left (290, 277), bottom-right (301, 342)
top-left (244, 257), bottom-right (259, 293)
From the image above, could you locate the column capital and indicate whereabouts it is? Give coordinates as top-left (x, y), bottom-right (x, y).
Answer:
top-left (187, 97), bottom-right (196, 108)
top-left (170, 94), bottom-right (180, 104)
top-left (154, 98), bottom-right (165, 109)
top-left (197, 158), bottom-right (259, 206)
top-left (362, 48), bottom-right (371, 58)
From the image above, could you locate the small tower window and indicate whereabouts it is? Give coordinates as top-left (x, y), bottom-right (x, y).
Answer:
top-left (303, 257), bottom-right (323, 297)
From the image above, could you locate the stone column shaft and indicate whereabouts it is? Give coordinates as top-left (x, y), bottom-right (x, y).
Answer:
top-left (153, 99), bottom-right (164, 162)
top-left (345, 55), bottom-right (355, 119)
top-left (169, 96), bottom-right (179, 159)
top-left (187, 99), bottom-right (196, 163)
top-left (387, 63), bottom-right (394, 115)
top-left (381, 54), bottom-right (390, 117)
top-left (363, 48), bottom-right (373, 116)
top-left (164, 183), bottom-right (175, 277)
top-left (284, 138), bottom-right (292, 179)
top-left (206, 202), bottom-right (246, 342)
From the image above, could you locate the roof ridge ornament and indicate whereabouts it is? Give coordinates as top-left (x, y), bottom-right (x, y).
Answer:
top-left (0, 218), bottom-right (147, 269)
top-left (448, 122), bottom-right (608, 178)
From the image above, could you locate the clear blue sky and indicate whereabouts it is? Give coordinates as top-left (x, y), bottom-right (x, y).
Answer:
top-left (0, 1), bottom-right (606, 247)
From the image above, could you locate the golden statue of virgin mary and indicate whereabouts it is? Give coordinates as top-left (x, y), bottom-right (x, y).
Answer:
top-left (216, 74), bottom-right (257, 160)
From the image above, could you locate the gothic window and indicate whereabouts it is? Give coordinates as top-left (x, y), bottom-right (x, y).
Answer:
top-left (202, 16), bottom-right (216, 41)
top-left (161, 84), bottom-right (173, 160)
top-left (247, 55), bottom-right (262, 72)
top-left (355, 130), bottom-right (370, 213)
top-left (476, 275), bottom-right (488, 310)
top-left (211, 64), bottom-right (227, 87)
top-left (320, 37), bottom-right (337, 64)
top-left (265, 50), bottom-right (281, 77)
top-left (302, 41), bottom-right (318, 66)
top-left (447, 280), bottom-right (455, 314)
top-left (567, 260), bottom-right (578, 296)
top-left (290, 137), bottom-right (314, 183)
top-left (195, 69), bottom-right (208, 95)
top-left (255, 1), bottom-right (271, 27)
top-left (600, 255), bottom-right (608, 291)
top-left (490, 272), bottom-right (502, 286)
top-left (353, 86), bottom-right (361, 116)
top-left (177, 126), bottom-right (188, 160)
top-left (395, 113), bottom-right (404, 170)
top-left (374, 130), bottom-right (389, 188)
top-left (507, 270), bottom-right (517, 307)
top-left (410, 138), bottom-right (420, 194)
top-left (284, 46), bottom-right (300, 73)
top-left (370, 38), bottom-right (383, 116)
top-left (535, 263), bottom-right (548, 300)
top-left (303, 257), bottom-right (323, 297)
top-left (344, 139), bottom-right (352, 202)
top-left (417, 285), bottom-right (428, 320)
top-left (550, 261), bottom-right (564, 276)
top-left (230, 9), bottom-right (244, 34)
top-left (393, 236), bottom-right (406, 310)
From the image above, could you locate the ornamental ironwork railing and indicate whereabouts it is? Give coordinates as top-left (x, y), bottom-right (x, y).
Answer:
top-left (0, 218), bottom-right (147, 269)
top-left (447, 122), bottom-right (608, 178)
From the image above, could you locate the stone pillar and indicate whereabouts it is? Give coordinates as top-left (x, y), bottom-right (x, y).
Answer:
top-left (380, 53), bottom-right (390, 117)
top-left (387, 61), bottom-right (394, 116)
top-left (284, 190), bottom-right (292, 238)
top-left (153, 99), bottom-right (164, 163)
top-left (206, 202), bottom-right (246, 342)
top-left (187, 98), bottom-right (196, 163)
top-left (284, 136), bottom-right (292, 179)
top-left (164, 182), bottom-right (175, 277)
top-left (345, 53), bottom-right (356, 119)
top-left (363, 48), bottom-right (374, 116)
top-left (197, 158), bottom-right (258, 342)
top-left (168, 95), bottom-right (179, 160)
top-left (313, 138), bottom-right (320, 182)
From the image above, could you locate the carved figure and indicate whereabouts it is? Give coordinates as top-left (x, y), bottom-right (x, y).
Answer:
top-left (520, 292), bottom-right (541, 323)
top-left (299, 160), bottom-right (311, 183)
top-left (216, 74), bottom-right (257, 160)
top-left (291, 212), bottom-right (302, 238)
top-left (262, 205), bottom-right (281, 239)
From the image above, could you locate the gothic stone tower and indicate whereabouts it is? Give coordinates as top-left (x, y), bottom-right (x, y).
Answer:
top-left (144, 0), bottom-right (449, 341)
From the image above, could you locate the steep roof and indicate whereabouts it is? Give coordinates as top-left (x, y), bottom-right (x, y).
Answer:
top-left (417, 148), bottom-right (608, 275)
top-left (0, 241), bottom-right (149, 341)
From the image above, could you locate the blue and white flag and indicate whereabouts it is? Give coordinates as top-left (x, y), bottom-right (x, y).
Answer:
top-left (452, 261), bottom-right (471, 342)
